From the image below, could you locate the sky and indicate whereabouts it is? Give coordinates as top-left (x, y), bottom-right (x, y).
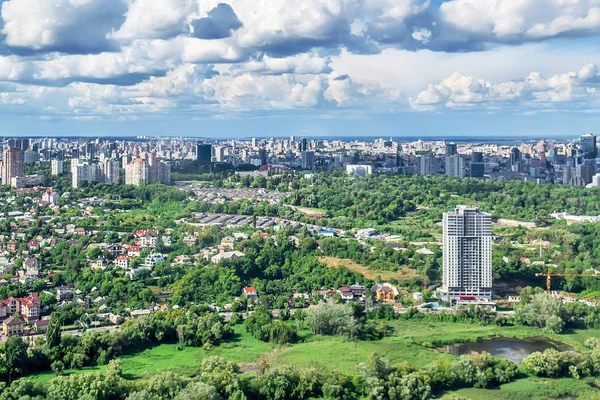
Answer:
top-left (1, 0), bottom-right (600, 138)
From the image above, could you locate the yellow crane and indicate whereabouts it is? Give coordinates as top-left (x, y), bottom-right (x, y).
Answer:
top-left (536, 267), bottom-right (600, 292)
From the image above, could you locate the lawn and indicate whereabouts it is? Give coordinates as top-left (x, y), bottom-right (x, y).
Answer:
top-left (23, 320), bottom-right (600, 388)
top-left (26, 325), bottom-right (273, 384)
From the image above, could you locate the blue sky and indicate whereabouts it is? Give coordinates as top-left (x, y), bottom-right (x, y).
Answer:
top-left (0, 0), bottom-right (600, 138)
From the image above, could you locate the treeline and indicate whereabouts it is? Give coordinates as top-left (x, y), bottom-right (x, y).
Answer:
top-left (285, 174), bottom-right (600, 225)
top-left (0, 352), bottom-right (518, 400)
top-left (0, 308), bottom-right (230, 384)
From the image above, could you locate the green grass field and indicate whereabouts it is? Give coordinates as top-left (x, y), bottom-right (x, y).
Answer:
top-left (443, 377), bottom-right (600, 400)
top-left (26, 325), bottom-right (273, 384)
top-left (23, 319), bottom-right (600, 398)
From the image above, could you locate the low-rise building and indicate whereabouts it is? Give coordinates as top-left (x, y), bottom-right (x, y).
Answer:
top-left (211, 251), bottom-right (245, 264)
top-left (242, 287), bottom-right (258, 300)
top-left (3, 317), bottom-right (24, 336)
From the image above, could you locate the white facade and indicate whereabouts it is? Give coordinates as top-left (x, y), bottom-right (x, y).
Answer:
top-left (346, 164), bottom-right (373, 177)
top-left (51, 160), bottom-right (64, 176)
top-left (72, 161), bottom-right (98, 188)
top-left (440, 205), bottom-right (492, 303)
top-left (101, 159), bottom-right (120, 183)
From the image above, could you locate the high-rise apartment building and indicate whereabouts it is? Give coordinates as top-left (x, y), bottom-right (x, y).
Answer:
top-left (125, 158), bottom-right (148, 186)
top-left (100, 159), bottom-right (120, 183)
top-left (125, 155), bottom-right (170, 186)
top-left (72, 161), bottom-right (98, 188)
top-left (440, 205), bottom-right (493, 304)
top-left (419, 154), bottom-right (436, 176)
top-left (51, 160), bottom-right (64, 176)
top-left (1, 146), bottom-right (24, 185)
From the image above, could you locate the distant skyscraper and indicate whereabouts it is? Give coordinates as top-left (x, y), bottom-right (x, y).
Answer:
top-left (510, 147), bottom-right (522, 172)
top-left (259, 148), bottom-right (268, 165)
top-left (445, 154), bottom-right (464, 178)
top-left (470, 152), bottom-right (484, 178)
top-left (85, 143), bottom-right (95, 160)
top-left (300, 138), bottom-right (308, 152)
top-left (301, 151), bottom-right (315, 170)
top-left (445, 143), bottom-right (457, 156)
top-left (579, 133), bottom-right (597, 159)
top-left (419, 154), bottom-right (436, 176)
top-left (1, 146), bottom-right (23, 185)
top-left (196, 144), bottom-right (212, 164)
top-left (251, 138), bottom-right (258, 148)
top-left (440, 206), bottom-right (492, 304)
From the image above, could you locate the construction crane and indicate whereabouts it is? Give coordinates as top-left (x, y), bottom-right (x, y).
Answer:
top-left (536, 267), bottom-right (600, 293)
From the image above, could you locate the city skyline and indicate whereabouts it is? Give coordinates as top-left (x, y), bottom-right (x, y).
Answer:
top-left (0, 1), bottom-right (600, 136)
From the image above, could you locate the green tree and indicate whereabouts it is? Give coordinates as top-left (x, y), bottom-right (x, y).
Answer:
top-left (4, 336), bottom-right (28, 382)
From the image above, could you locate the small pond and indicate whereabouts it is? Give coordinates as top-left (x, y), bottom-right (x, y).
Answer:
top-left (443, 337), bottom-right (574, 363)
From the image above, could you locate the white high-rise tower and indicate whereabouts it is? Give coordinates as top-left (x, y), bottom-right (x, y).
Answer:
top-left (440, 205), bottom-right (492, 304)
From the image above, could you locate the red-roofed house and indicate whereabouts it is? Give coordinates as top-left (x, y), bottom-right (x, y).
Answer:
top-left (128, 246), bottom-right (141, 257)
top-left (115, 256), bottom-right (132, 269)
top-left (242, 287), bottom-right (258, 300)
top-left (0, 293), bottom-right (40, 322)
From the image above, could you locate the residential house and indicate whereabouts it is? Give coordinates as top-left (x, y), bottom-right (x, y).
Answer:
top-left (90, 257), bottom-right (109, 271)
top-left (127, 246), bottom-right (141, 257)
top-left (349, 283), bottom-right (366, 299)
top-left (173, 255), bottom-right (192, 265)
top-left (183, 235), bottom-right (197, 247)
top-left (106, 244), bottom-right (123, 258)
top-left (27, 241), bottom-right (40, 251)
top-left (0, 293), bottom-right (41, 322)
top-left (41, 189), bottom-right (60, 206)
top-left (56, 285), bottom-right (73, 301)
top-left (139, 232), bottom-right (160, 249)
top-left (34, 319), bottom-right (50, 333)
top-left (18, 293), bottom-right (41, 321)
top-left (143, 253), bottom-right (166, 268)
top-left (19, 258), bottom-right (40, 283)
top-left (3, 317), bottom-right (24, 336)
top-left (233, 232), bottom-right (249, 240)
top-left (371, 283), bottom-right (399, 303)
top-left (242, 287), bottom-right (258, 300)
top-left (337, 286), bottom-right (354, 302)
top-left (6, 240), bottom-right (18, 253)
top-left (211, 251), bottom-right (245, 264)
top-left (220, 236), bottom-right (236, 249)
top-left (115, 256), bottom-right (132, 269)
